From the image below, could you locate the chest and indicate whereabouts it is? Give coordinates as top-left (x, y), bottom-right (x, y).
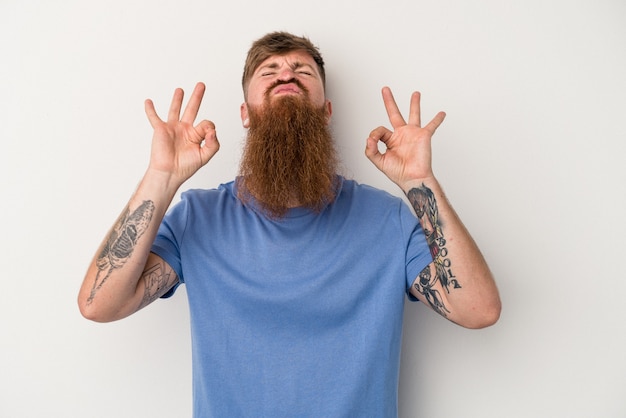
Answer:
top-left (178, 211), bottom-right (407, 332)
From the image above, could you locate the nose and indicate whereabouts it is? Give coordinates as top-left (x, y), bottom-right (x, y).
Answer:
top-left (277, 67), bottom-right (297, 82)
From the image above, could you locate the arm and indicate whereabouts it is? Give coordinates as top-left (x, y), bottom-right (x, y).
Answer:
top-left (78, 82), bottom-right (220, 322)
top-left (365, 87), bottom-right (501, 329)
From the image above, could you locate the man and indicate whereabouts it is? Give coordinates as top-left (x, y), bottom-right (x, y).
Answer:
top-left (79, 31), bottom-right (501, 417)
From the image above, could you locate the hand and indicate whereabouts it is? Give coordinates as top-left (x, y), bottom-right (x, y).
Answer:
top-left (144, 82), bottom-right (220, 185)
top-left (365, 87), bottom-right (445, 190)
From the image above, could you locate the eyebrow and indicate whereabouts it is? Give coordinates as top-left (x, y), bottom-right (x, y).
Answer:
top-left (257, 61), bottom-right (316, 73)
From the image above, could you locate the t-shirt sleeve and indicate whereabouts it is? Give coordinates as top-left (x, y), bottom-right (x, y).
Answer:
top-left (151, 197), bottom-right (189, 298)
top-left (400, 201), bottom-right (433, 301)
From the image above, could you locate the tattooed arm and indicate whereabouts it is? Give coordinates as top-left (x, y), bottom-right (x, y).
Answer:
top-left (404, 180), bottom-right (500, 328)
top-left (78, 83), bottom-right (219, 322)
top-left (78, 190), bottom-right (179, 322)
top-left (365, 87), bottom-right (501, 329)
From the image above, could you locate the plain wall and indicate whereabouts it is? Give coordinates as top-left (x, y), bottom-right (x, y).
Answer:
top-left (1, 0), bottom-right (625, 417)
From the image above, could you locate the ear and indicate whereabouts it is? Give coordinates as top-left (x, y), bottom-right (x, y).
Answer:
top-left (240, 103), bottom-right (250, 128)
top-left (324, 99), bottom-right (333, 125)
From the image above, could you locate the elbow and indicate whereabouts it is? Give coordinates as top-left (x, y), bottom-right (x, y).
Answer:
top-left (458, 272), bottom-right (502, 329)
top-left (77, 294), bottom-right (117, 323)
top-left (461, 299), bottom-right (502, 329)
top-left (78, 299), bottom-right (104, 323)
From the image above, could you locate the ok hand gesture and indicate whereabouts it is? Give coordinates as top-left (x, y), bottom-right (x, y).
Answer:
top-left (144, 82), bottom-right (220, 186)
top-left (365, 87), bottom-right (445, 191)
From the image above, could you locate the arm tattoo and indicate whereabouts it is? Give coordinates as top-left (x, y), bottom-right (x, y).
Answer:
top-left (407, 185), bottom-right (461, 316)
top-left (87, 200), bottom-right (155, 304)
top-left (137, 260), bottom-right (178, 311)
top-left (415, 264), bottom-right (450, 317)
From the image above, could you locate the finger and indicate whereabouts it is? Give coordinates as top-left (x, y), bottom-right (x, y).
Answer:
top-left (364, 135), bottom-right (382, 165)
top-left (424, 111), bottom-right (447, 135)
top-left (193, 119), bottom-right (216, 143)
top-left (381, 86), bottom-right (406, 129)
top-left (181, 82), bottom-right (206, 124)
top-left (365, 126), bottom-right (392, 169)
top-left (408, 91), bottom-right (421, 127)
top-left (167, 88), bottom-right (184, 123)
top-left (195, 119), bottom-right (216, 132)
top-left (368, 126), bottom-right (393, 146)
top-left (198, 123), bottom-right (220, 165)
top-left (144, 99), bottom-right (162, 128)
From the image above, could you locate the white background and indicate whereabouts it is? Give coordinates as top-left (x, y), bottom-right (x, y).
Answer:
top-left (1, 0), bottom-right (625, 417)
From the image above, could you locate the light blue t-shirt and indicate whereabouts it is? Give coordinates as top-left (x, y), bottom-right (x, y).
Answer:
top-left (152, 177), bottom-right (432, 417)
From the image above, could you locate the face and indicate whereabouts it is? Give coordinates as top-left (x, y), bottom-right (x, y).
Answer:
top-left (241, 50), bottom-right (331, 127)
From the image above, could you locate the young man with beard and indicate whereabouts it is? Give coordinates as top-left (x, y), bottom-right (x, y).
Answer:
top-left (79, 32), bottom-right (501, 417)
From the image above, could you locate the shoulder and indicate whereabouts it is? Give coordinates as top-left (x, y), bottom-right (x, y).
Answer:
top-left (331, 178), bottom-right (415, 228)
top-left (163, 181), bottom-right (238, 223)
top-left (334, 178), bottom-right (420, 243)
top-left (178, 181), bottom-right (237, 206)
top-left (339, 177), bottom-right (405, 207)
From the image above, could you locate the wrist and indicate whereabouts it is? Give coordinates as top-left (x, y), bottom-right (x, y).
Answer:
top-left (399, 174), bottom-right (439, 195)
top-left (140, 167), bottom-right (183, 199)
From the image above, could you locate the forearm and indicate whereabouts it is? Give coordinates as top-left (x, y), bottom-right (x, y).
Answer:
top-left (404, 176), bottom-right (501, 328)
top-left (78, 169), bottom-right (180, 322)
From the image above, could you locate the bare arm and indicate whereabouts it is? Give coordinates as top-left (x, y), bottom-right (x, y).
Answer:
top-left (365, 87), bottom-right (501, 329)
top-left (405, 180), bottom-right (500, 328)
top-left (78, 82), bottom-right (219, 322)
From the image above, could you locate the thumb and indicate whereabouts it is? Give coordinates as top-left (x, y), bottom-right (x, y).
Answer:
top-left (194, 119), bottom-right (216, 138)
top-left (365, 136), bottom-right (384, 170)
top-left (198, 123), bottom-right (220, 165)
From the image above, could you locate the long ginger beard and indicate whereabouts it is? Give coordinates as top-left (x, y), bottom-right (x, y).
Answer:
top-left (238, 95), bottom-right (339, 219)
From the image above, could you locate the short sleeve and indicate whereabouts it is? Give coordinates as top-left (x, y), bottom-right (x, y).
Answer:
top-left (151, 197), bottom-right (190, 298)
top-left (400, 201), bottom-right (433, 301)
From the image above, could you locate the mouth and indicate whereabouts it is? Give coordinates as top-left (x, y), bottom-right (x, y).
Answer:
top-left (272, 84), bottom-right (302, 95)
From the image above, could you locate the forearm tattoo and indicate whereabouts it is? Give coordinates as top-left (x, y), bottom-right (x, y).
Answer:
top-left (407, 185), bottom-right (461, 317)
top-left (137, 259), bottom-right (177, 311)
top-left (87, 200), bottom-right (155, 304)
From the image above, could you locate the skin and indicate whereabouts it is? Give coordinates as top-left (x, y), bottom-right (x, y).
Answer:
top-left (78, 82), bottom-right (218, 321)
top-left (240, 50), bottom-right (332, 128)
top-left (366, 88), bottom-right (501, 328)
top-left (79, 52), bottom-right (501, 329)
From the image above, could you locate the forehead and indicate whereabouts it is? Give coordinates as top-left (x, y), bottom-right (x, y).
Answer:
top-left (255, 50), bottom-right (320, 73)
